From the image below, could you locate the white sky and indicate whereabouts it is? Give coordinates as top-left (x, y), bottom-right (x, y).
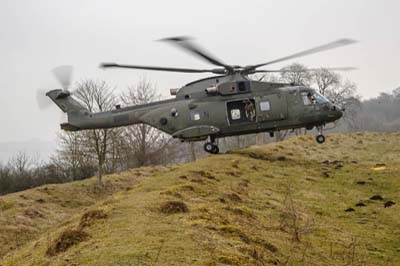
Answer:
top-left (0, 0), bottom-right (399, 143)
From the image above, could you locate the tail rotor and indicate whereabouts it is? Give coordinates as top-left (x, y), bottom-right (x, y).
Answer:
top-left (52, 65), bottom-right (73, 91)
top-left (36, 65), bottom-right (74, 110)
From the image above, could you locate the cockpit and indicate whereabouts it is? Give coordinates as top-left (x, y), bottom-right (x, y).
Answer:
top-left (301, 91), bottom-right (330, 105)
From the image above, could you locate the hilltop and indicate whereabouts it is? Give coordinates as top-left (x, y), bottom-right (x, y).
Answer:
top-left (0, 132), bottom-right (399, 266)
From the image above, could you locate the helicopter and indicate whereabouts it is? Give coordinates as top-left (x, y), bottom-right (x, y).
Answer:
top-left (45, 36), bottom-right (357, 154)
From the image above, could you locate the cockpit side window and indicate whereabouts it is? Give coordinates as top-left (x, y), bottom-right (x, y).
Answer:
top-left (301, 91), bottom-right (329, 105)
top-left (301, 92), bottom-right (313, 105)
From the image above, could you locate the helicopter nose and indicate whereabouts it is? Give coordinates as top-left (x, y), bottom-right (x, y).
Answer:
top-left (337, 109), bottom-right (343, 119)
top-left (331, 105), bottom-right (343, 119)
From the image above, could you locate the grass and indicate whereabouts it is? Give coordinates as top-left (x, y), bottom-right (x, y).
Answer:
top-left (0, 166), bottom-right (168, 259)
top-left (0, 132), bottom-right (399, 265)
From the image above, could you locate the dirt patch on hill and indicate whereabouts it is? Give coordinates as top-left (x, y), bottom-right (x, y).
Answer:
top-left (46, 228), bottom-right (89, 256)
top-left (160, 201), bottom-right (189, 214)
top-left (79, 209), bottom-right (107, 229)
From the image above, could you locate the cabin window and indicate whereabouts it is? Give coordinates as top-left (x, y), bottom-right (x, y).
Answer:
top-left (227, 99), bottom-right (256, 124)
top-left (190, 111), bottom-right (201, 121)
top-left (260, 101), bottom-right (271, 111)
top-left (231, 109), bottom-right (241, 120)
top-left (301, 92), bottom-right (313, 106)
top-left (238, 82), bottom-right (246, 92)
top-left (170, 108), bottom-right (179, 117)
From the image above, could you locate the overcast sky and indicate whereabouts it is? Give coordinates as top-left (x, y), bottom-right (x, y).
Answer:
top-left (0, 0), bottom-right (399, 144)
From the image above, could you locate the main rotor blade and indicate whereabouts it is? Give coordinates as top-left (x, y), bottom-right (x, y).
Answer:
top-left (159, 36), bottom-right (234, 73)
top-left (52, 65), bottom-right (73, 90)
top-left (244, 39), bottom-right (358, 72)
top-left (252, 67), bottom-right (358, 73)
top-left (100, 63), bottom-right (223, 74)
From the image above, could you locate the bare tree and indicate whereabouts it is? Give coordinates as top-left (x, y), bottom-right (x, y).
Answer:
top-left (52, 131), bottom-right (96, 181)
top-left (120, 78), bottom-right (171, 168)
top-left (74, 80), bottom-right (119, 188)
top-left (323, 80), bottom-right (358, 106)
top-left (324, 80), bottom-right (361, 130)
top-left (311, 69), bottom-right (361, 131)
top-left (8, 151), bottom-right (31, 176)
top-left (280, 63), bottom-right (312, 86)
top-left (312, 68), bottom-right (340, 96)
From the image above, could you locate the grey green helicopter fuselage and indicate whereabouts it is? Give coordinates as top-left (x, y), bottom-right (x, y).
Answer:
top-left (47, 74), bottom-right (343, 147)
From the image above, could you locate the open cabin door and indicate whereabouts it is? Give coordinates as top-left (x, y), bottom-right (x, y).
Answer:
top-left (256, 94), bottom-right (288, 122)
top-left (226, 99), bottom-right (257, 125)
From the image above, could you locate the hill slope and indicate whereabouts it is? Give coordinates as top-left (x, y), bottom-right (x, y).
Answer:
top-left (0, 132), bottom-right (399, 266)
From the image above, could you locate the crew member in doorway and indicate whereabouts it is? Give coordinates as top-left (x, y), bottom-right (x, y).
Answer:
top-left (244, 99), bottom-right (256, 122)
top-left (307, 92), bottom-right (316, 104)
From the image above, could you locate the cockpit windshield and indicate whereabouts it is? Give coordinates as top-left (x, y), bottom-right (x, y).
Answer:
top-left (301, 91), bottom-right (330, 105)
top-left (314, 92), bottom-right (329, 104)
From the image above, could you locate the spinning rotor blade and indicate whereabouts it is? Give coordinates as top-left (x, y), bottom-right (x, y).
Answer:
top-left (159, 36), bottom-right (234, 73)
top-left (100, 63), bottom-right (225, 74)
top-left (244, 38), bottom-right (358, 73)
top-left (36, 88), bottom-right (52, 110)
top-left (52, 65), bottom-right (73, 90)
top-left (253, 67), bottom-right (357, 73)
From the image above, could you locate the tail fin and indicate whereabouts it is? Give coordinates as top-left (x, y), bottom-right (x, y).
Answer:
top-left (46, 89), bottom-right (88, 131)
top-left (46, 89), bottom-right (87, 113)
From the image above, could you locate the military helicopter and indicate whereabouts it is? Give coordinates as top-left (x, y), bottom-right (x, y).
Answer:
top-left (45, 37), bottom-right (357, 154)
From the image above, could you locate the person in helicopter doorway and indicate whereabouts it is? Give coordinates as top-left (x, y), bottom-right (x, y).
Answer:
top-left (244, 99), bottom-right (256, 122)
top-left (307, 92), bottom-right (316, 105)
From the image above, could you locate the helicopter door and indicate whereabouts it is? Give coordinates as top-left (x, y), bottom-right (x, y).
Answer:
top-left (226, 99), bottom-right (257, 125)
top-left (256, 94), bottom-right (287, 122)
top-left (299, 92), bottom-right (317, 121)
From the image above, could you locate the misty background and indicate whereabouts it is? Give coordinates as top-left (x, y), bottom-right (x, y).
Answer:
top-left (1, 0), bottom-right (399, 163)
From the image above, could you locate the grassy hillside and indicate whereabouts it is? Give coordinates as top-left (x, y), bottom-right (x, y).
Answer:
top-left (0, 132), bottom-right (399, 266)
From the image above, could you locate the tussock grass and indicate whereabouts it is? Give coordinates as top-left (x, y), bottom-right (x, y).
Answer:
top-left (160, 201), bottom-right (189, 214)
top-left (1, 132), bottom-right (400, 265)
top-left (0, 166), bottom-right (167, 259)
top-left (79, 209), bottom-right (107, 229)
top-left (46, 228), bottom-right (90, 256)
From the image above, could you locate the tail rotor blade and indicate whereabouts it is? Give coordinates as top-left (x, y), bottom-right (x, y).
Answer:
top-left (52, 65), bottom-right (73, 90)
top-left (36, 89), bottom-right (52, 110)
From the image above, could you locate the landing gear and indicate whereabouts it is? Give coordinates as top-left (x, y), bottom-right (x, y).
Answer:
top-left (316, 134), bottom-right (325, 144)
top-left (204, 136), bottom-right (219, 154)
top-left (316, 126), bottom-right (325, 144)
top-left (211, 145), bottom-right (219, 154)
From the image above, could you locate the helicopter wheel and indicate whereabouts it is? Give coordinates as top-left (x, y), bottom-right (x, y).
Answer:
top-left (316, 134), bottom-right (326, 144)
top-left (204, 142), bottom-right (219, 154)
top-left (211, 145), bottom-right (219, 154)
top-left (204, 142), bottom-right (214, 153)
